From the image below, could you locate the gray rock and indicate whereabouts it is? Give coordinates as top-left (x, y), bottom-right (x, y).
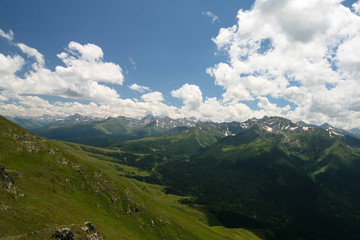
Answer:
top-left (81, 222), bottom-right (106, 240)
top-left (0, 166), bottom-right (14, 189)
top-left (87, 232), bottom-right (106, 240)
top-left (84, 221), bottom-right (97, 232)
top-left (52, 228), bottom-right (73, 240)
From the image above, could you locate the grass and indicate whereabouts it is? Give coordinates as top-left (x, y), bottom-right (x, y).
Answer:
top-left (55, 140), bottom-right (264, 240)
top-left (0, 116), bottom-right (263, 240)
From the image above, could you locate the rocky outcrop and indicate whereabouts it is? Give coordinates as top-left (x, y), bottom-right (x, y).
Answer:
top-left (0, 166), bottom-right (14, 189)
top-left (81, 222), bottom-right (106, 240)
top-left (52, 228), bottom-right (74, 240)
top-left (52, 222), bottom-right (105, 240)
top-left (0, 166), bottom-right (24, 198)
top-left (5, 127), bottom-right (46, 153)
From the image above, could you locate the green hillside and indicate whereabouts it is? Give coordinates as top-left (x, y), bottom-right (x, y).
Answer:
top-left (0, 116), bottom-right (262, 240)
top-left (55, 140), bottom-right (266, 240)
top-left (115, 124), bottom-right (225, 162)
top-left (4, 114), bottom-right (360, 240)
top-left (159, 125), bottom-right (360, 240)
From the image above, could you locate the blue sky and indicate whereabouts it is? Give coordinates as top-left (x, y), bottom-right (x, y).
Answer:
top-left (0, 0), bottom-right (248, 105)
top-left (1, 0), bottom-right (360, 129)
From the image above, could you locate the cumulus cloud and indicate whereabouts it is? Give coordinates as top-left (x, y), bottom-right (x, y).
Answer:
top-left (56, 41), bottom-right (124, 85)
top-left (353, 0), bottom-right (360, 15)
top-left (129, 83), bottom-right (151, 93)
top-left (0, 36), bottom-right (181, 120)
top-left (171, 83), bottom-right (203, 111)
top-left (207, 0), bottom-right (360, 128)
top-left (141, 91), bottom-right (164, 102)
top-left (0, 41), bottom-right (124, 103)
top-left (0, 54), bottom-right (24, 78)
top-left (0, 36), bottom-right (182, 119)
top-left (169, 83), bottom-right (263, 122)
top-left (0, 29), bottom-right (14, 41)
top-left (0, 92), bottom-right (181, 120)
top-left (2, 5), bottom-right (360, 130)
top-left (202, 11), bottom-right (219, 23)
top-left (17, 43), bottom-right (45, 68)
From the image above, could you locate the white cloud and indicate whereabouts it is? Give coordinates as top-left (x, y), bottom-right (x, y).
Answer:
top-left (0, 92), bottom-right (181, 120)
top-left (64, 41), bottom-right (104, 62)
top-left (0, 38), bottom-right (180, 120)
top-left (56, 41), bottom-right (124, 85)
top-left (207, 0), bottom-right (360, 128)
top-left (0, 41), bottom-right (124, 103)
top-left (2, 6), bottom-right (360, 130)
top-left (129, 83), bottom-right (151, 93)
top-left (141, 91), bottom-right (164, 102)
top-left (0, 54), bottom-right (24, 78)
top-left (202, 11), bottom-right (219, 24)
top-left (0, 29), bottom-right (14, 41)
top-left (171, 83), bottom-right (203, 111)
top-left (257, 96), bottom-right (290, 115)
top-left (17, 43), bottom-right (45, 68)
top-left (353, 0), bottom-right (360, 15)
top-left (336, 35), bottom-right (360, 78)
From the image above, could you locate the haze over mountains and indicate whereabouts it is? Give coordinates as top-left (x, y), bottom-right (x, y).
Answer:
top-left (6, 114), bottom-right (360, 145)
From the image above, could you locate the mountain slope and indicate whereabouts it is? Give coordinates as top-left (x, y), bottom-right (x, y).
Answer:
top-left (347, 127), bottom-right (360, 139)
top-left (5, 114), bottom-right (360, 239)
top-left (115, 123), bottom-right (225, 162)
top-left (55, 140), bottom-right (265, 240)
top-left (33, 115), bottom-right (197, 147)
top-left (159, 122), bottom-right (360, 240)
top-left (297, 120), bottom-right (360, 139)
top-left (5, 116), bottom-right (55, 130)
top-left (0, 116), bottom-right (263, 240)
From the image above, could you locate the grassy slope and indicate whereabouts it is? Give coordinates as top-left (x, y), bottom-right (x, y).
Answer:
top-left (56, 140), bottom-right (264, 240)
top-left (0, 116), bottom-right (262, 240)
top-left (158, 125), bottom-right (360, 239)
top-left (115, 124), bottom-right (225, 160)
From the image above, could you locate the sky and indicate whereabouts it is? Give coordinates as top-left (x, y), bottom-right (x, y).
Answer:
top-left (1, 0), bottom-right (360, 129)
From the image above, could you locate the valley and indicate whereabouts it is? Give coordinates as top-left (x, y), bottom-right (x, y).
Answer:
top-left (1, 114), bottom-right (360, 239)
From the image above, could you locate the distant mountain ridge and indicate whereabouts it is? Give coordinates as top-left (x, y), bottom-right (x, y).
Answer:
top-left (27, 114), bottom-right (198, 147)
top-left (297, 120), bottom-right (360, 139)
top-left (5, 114), bottom-right (100, 130)
top-left (6, 114), bottom-right (360, 147)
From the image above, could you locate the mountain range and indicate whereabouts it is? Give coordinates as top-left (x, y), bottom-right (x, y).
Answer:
top-left (158, 117), bottom-right (360, 239)
top-left (6, 114), bottom-right (360, 147)
top-left (2, 114), bottom-right (360, 239)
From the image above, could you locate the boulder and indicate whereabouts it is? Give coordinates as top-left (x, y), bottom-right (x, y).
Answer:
top-left (81, 222), bottom-right (106, 240)
top-left (82, 221), bottom-right (97, 233)
top-left (52, 228), bottom-right (73, 240)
